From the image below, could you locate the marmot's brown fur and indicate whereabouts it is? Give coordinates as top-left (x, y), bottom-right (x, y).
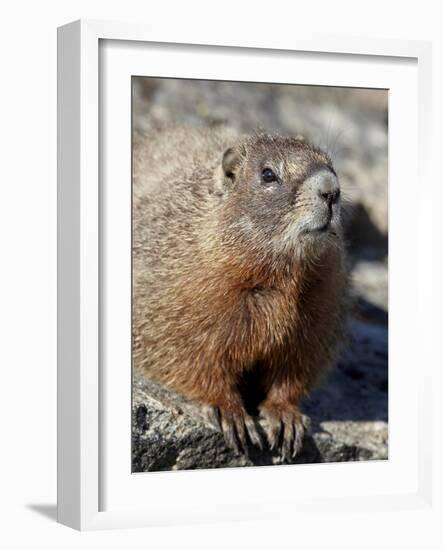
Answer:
top-left (133, 127), bottom-right (347, 459)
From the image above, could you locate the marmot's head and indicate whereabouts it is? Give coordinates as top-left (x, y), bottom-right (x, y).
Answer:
top-left (220, 133), bottom-right (343, 259)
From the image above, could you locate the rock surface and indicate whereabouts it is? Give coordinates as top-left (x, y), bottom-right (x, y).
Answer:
top-left (132, 319), bottom-right (388, 472)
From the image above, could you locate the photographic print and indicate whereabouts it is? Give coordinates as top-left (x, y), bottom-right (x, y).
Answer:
top-left (131, 77), bottom-right (388, 472)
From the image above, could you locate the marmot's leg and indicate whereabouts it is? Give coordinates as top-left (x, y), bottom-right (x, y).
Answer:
top-left (259, 380), bottom-right (310, 459)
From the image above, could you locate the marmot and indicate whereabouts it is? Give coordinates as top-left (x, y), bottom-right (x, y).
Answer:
top-left (133, 127), bottom-right (347, 459)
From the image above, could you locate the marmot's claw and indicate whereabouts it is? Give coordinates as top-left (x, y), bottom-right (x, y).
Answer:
top-left (203, 404), bottom-right (222, 430)
top-left (221, 413), bottom-right (242, 454)
top-left (260, 407), bottom-right (308, 460)
top-left (263, 414), bottom-right (282, 451)
top-left (244, 415), bottom-right (263, 450)
top-left (205, 405), bottom-right (263, 455)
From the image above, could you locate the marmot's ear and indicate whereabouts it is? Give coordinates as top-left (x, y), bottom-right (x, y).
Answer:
top-left (222, 146), bottom-right (242, 180)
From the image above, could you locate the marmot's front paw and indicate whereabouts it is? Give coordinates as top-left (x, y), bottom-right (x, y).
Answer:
top-left (259, 405), bottom-right (310, 460)
top-left (204, 404), bottom-right (263, 455)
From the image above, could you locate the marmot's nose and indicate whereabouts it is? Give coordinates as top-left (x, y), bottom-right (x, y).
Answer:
top-left (315, 171), bottom-right (340, 206)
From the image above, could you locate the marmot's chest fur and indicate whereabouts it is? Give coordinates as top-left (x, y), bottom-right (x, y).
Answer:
top-left (133, 127), bottom-right (347, 459)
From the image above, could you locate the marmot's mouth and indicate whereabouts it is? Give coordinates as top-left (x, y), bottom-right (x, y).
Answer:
top-left (313, 211), bottom-right (333, 232)
top-left (317, 221), bottom-right (331, 232)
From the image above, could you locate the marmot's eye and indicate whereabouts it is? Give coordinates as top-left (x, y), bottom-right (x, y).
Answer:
top-left (262, 168), bottom-right (277, 183)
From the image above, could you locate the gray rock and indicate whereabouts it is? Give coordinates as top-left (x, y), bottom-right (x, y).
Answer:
top-left (132, 319), bottom-right (388, 472)
top-left (351, 259), bottom-right (388, 310)
top-left (349, 258), bottom-right (388, 324)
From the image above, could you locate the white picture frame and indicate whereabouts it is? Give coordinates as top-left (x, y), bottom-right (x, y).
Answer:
top-left (57, 19), bottom-right (433, 531)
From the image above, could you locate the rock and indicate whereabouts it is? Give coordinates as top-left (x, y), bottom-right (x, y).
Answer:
top-left (132, 319), bottom-right (388, 472)
top-left (349, 258), bottom-right (388, 324)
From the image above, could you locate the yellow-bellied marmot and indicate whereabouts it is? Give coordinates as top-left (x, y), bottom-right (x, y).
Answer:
top-left (133, 127), bottom-right (347, 459)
